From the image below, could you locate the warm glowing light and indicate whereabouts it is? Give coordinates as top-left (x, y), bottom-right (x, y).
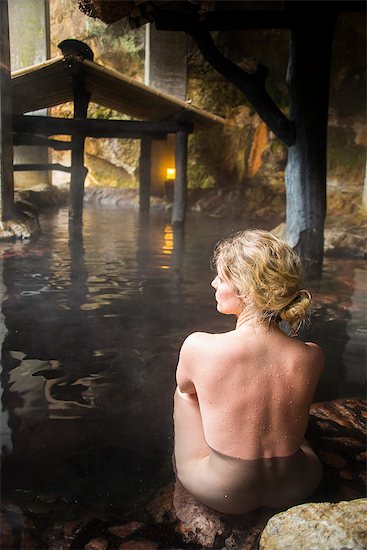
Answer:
top-left (162, 224), bottom-right (173, 255)
top-left (166, 168), bottom-right (176, 180)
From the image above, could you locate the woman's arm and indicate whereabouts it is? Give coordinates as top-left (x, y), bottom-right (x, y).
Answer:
top-left (176, 333), bottom-right (202, 394)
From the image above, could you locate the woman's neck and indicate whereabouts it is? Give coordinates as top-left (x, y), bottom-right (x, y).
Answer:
top-left (235, 308), bottom-right (262, 330)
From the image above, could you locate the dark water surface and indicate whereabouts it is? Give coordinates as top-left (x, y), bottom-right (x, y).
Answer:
top-left (1, 206), bottom-right (366, 519)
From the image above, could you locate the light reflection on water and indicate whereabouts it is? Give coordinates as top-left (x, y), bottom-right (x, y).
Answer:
top-left (0, 206), bottom-right (365, 515)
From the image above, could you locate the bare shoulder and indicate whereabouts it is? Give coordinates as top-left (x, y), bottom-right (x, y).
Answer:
top-left (304, 341), bottom-right (325, 372)
top-left (181, 331), bottom-right (218, 354)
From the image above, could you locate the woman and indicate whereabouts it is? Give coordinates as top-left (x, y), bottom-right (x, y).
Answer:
top-left (173, 229), bottom-right (324, 515)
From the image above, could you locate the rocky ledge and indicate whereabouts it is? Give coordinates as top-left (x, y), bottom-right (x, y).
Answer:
top-left (0, 185), bottom-right (68, 241)
top-left (1, 398), bottom-right (365, 549)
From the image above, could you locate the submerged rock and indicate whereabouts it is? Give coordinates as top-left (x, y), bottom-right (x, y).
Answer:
top-left (0, 201), bottom-right (40, 241)
top-left (259, 498), bottom-right (367, 550)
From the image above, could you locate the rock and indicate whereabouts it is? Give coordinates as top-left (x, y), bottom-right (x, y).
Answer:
top-left (44, 520), bottom-right (83, 549)
top-left (307, 398), bottom-right (367, 502)
top-left (0, 505), bottom-right (39, 549)
top-left (146, 484), bottom-right (176, 524)
top-left (16, 185), bottom-right (68, 210)
top-left (84, 537), bottom-right (109, 550)
top-left (324, 228), bottom-right (366, 258)
top-left (259, 498), bottom-right (367, 550)
top-left (0, 513), bottom-right (14, 550)
top-left (173, 479), bottom-right (226, 547)
top-left (118, 541), bottom-right (158, 550)
top-left (173, 479), bottom-right (271, 549)
top-left (0, 201), bottom-right (41, 241)
top-left (108, 522), bottom-right (144, 539)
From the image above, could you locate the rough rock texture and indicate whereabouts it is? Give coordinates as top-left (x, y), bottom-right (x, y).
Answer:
top-left (272, 222), bottom-right (366, 259)
top-left (307, 399), bottom-right (367, 503)
top-left (175, 481), bottom-right (271, 549)
top-left (16, 184), bottom-right (69, 210)
top-left (324, 228), bottom-right (367, 258)
top-left (0, 201), bottom-right (41, 241)
top-left (259, 498), bottom-right (367, 550)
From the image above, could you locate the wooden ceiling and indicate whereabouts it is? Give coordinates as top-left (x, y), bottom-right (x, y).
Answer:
top-left (11, 56), bottom-right (225, 130)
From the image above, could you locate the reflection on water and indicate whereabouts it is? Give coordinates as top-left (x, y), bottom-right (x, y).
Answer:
top-left (0, 206), bottom-right (366, 516)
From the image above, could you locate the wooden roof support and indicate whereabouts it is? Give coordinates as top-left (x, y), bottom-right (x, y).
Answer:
top-left (139, 137), bottom-right (152, 214)
top-left (13, 134), bottom-right (72, 150)
top-left (172, 129), bottom-right (188, 226)
top-left (188, 25), bottom-right (295, 146)
top-left (62, 41), bottom-right (92, 226)
top-left (14, 163), bottom-right (71, 173)
top-left (13, 115), bottom-right (194, 139)
top-left (0, 0), bottom-right (14, 221)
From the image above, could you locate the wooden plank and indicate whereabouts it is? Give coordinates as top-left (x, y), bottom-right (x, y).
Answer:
top-left (13, 134), bottom-right (71, 150)
top-left (13, 114), bottom-right (193, 138)
top-left (172, 130), bottom-right (188, 225)
top-left (70, 61), bottom-right (90, 225)
top-left (14, 163), bottom-right (70, 172)
top-left (139, 137), bottom-right (152, 213)
top-left (0, 0), bottom-right (14, 220)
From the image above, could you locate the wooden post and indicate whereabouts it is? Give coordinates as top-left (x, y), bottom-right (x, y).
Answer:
top-left (172, 130), bottom-right (188, 225)
top-left (285, 7), bottom-right (337, 279)
top-left (0, 0), bottom-right (14, 221)
top-left (139, 137), bottom-right (152, 213)
top-left (58, 41), bottom-right (93, 226)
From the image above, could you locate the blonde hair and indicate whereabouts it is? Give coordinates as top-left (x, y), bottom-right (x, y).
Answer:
top-left (213, 229), bottom-right (311, 334)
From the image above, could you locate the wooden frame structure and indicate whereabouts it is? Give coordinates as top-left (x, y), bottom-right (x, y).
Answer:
top-left (9, 38), bottom-right (224, 226)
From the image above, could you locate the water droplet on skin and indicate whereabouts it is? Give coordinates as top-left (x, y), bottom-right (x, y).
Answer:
top-left (289, 400), bottom-right (294, 404)
top-left (224, 494), bottom-right (228, 498)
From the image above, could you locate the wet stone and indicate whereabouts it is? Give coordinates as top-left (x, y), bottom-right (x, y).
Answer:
top-left (146, 484), bottom-right (176, 524)
top-left (84, 536), bottom-right (109, 550)
top-left (44, 520), bottom-right (83, 549)
top-left (259, 498), bottom-right (367, 550)
top-left (0, 505), bottom-right (39, 550)
top-left (307, 398), bottom-right (367, 502)
top-left (0, 513), bottom-right (14, 550)
top-left (118, 541), bottom-right (158, 549)
top-left (108, 521), bottom-right (144, 539)
top-left (173, 480), bottom-right (271, 549)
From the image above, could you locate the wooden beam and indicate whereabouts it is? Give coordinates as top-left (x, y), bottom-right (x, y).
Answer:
top-left (285, 7), bottom-right (337, 278)
top-left (189, 26), bottom-right (295, 146)
top-left (172, 130), bottom-right (188, 225)
top-left (155, 10), bottom-right (292, 31)
top-left (154, 2), bottom-right (365, 31)
top-left (13, 134), bottom-right (72, 150)
top-left (14, 163), bottom-right (70, 173)
top-left (13, 114), bottom-right (193, 138)
top-left (69, 57), bottom-right (90, 225)
top-left (139, 137), bottom-right (152, 213)
top-left (0, 0), bottom-right (14, 221)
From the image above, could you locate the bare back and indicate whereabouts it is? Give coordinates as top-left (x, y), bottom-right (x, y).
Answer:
top-left (176, 324), bottom-right (324, 460)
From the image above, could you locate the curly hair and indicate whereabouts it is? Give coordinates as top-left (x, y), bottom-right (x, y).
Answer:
top-left (213, 229), bottom-right (311, 334)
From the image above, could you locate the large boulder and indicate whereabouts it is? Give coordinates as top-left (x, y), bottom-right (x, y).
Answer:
top-left (259, 498), bottom-right (367, 550)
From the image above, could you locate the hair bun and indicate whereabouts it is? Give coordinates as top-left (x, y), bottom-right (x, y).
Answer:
top-left (279, 289), bottom-right (312, 333)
